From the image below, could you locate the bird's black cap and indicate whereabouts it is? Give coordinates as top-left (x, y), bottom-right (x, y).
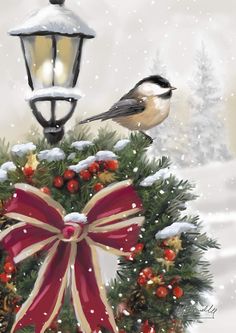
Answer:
top-left (136, 75), bottom-right (171, 88)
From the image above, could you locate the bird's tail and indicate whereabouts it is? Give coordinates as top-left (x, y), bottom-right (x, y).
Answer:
top-left (79, 111), bottom-right (110, 124)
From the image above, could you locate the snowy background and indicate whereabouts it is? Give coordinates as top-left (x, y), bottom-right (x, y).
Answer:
top-left (0, 0), bottom-right (236, 332)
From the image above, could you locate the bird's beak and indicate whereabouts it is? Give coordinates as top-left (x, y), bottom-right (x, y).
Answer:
top-left (170, 87), bottom-right (177, 90)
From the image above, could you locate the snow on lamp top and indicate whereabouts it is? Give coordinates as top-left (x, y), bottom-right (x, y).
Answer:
top-left (8, 2), bottom-right (96, 38)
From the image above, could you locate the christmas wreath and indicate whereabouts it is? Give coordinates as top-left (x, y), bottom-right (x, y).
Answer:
top-left (0, 129), bottom-right (219, 333)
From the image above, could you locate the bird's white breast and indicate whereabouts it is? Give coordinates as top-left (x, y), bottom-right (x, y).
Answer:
top-left (115, 96), bottom-right (170, 131)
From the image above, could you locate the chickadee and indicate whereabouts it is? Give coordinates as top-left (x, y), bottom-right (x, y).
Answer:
top-left (79, 75), bottom-right (176, 139)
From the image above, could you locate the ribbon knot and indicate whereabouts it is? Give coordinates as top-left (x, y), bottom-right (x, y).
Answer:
top-left (0, 180), bottom-right (144, 333)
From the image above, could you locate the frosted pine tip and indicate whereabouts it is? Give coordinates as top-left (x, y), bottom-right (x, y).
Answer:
top-left (64, 213), bottom-right (88, 224)
top-left (49, 0), bottom-right (65, 5)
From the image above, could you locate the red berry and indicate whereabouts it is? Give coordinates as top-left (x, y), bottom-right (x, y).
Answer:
top-left (141, 321), bottom-right (156, 333)
top-left (79, 170), bottom-right (92, 181)
top-left (4, 262), bottom-right (15, 274)
top-left (89, 162), bottom-right (100, 174)
top-left (23, 166), bottom-right (34, 177)
top-left (67, 179), bottom-right (79, 193)
top-left (134, 243), bottom-right (144, 254)
top-left (164, 249), bottom-right (176, 261)
top-left (5, 256), bottom-right (14, 264)
top-left (105, 160), bottom-right (119, 171)
top-left (40, 187), bottom-right (51, 195)
top-left (127, 253), bottom-right (135, 261)
top-left (161, 240), bottom-right (169, 248)
top-left (141, 267), bottom-right (154, 279)
top-left (63, 169), bottom-right (76, 180)
top-left (119, 330), bottom-right (126, 333)
top-left (0, 273), bottom-right (11, 283)
top-left (53, 176), bottom-right (64, 188)
top-left (49, 320), bottom-right (58, 330)
top-left (14, 305), bottom-right (21, 313)
top-left (170, 276), bottom-right (181, 286)
top-left (93, 183), bottom-right (104, 192)
top-left (168, 329), bottom-right (176, 333)
top-left (156, 286), bottom-right (169, 298)
top-left (172, 286), bottom-right (184, 298)
top-left (137, 276), bottom-right (147, 286)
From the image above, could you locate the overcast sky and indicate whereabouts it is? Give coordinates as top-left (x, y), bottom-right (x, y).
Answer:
top-left (0, 0), bottom-right (235, 150)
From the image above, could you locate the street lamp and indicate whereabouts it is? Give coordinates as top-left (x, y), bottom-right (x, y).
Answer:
top-left (9, 0), bottom-right (95, 144)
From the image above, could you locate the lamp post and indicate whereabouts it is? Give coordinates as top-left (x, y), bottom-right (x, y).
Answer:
top-left (9, 0), bottom-right (95, 144)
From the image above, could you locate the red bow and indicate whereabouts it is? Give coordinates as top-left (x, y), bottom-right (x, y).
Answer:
top-left (0, 180), bottom-right (144, 333)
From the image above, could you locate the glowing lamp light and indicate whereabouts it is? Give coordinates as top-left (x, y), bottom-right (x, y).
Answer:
top-left (9, 0), bottom-right (95, 144)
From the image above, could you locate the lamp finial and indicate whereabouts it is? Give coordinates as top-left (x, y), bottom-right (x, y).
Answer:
top-left (49, 0), bottom-right (65, 5)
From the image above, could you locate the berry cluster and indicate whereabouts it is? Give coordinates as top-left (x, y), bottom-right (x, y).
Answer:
top-left (127, 242), bottom-right (144, 261)
top-left (0, 256), bottom-right (15, 283)
top-left (137, 267), bottom-right (184, 300)
top-left (52, 159), bottom-right (119, 194)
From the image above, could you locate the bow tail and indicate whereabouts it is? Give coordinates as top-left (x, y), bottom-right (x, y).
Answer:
top-left (71, 240), bottom-right (117, 333)
top-left (11, 241), bottom-right (72, 333)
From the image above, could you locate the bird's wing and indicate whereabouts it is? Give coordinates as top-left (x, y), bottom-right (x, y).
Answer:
top-left (79, 99), bottom-right (145, 124)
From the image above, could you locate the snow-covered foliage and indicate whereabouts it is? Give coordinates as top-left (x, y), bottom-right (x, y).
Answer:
top-left (140, 168), bottom-right (171, 187)
top-left (95, 151), bottom-right (117, 161)
top-left (38, 148), bottom-right (65, 162)
top-left (149, 46), bottom-right (232, 168)
top-left (64, 213), bottom-right (88, 224)
top-left (114, 139), bottom-right (130, 151)
top-left (1, 161), bottom-right (16, 172)
top-left (0, 169), bottom-right (8, 182)
top-left (187, 44), bottom-right (232, 165)
top-left (11, 142), bottom-right (36, 157)
top-left (155, 222), bottom-right (196, 239)
top-left (71, 141), bottom-right (94, 151)
top-left (67, 153), bottom-right (76, 160)
top-left (69, 156), bottom-right (96, 173)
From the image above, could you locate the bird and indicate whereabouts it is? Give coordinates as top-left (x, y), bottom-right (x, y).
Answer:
top-left (79, 75), bottom-right (176, 140)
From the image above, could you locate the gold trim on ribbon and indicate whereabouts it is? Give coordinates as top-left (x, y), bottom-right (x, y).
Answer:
top-left (14, 235), bottom-right (58, 264)
top-left (82, 180), bottom-right (132, 215)
top-left (14, 183), bottom-right (66, 217)
top-left (71, 242), bottom-right (92, 333)
top-left (89, 216), bottom-right (145, 233)
top-left (0, 222), bottom-right (27, 242)
top-left (10, 241), bottom-right (60, 333)
top-left (40, 244), bottom-right (73, 333)
top-left (88, 208), bottom-right (142, 230)
top-left (5, 213), bottom-right (60, 234)
top-left (89, 243), bottom-right (118, 332)
top-left (86, 237), bottom-right (130, 259)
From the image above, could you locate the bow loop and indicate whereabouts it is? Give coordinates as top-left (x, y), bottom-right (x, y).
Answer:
top-left (1, 181), bottom-right (144, 333)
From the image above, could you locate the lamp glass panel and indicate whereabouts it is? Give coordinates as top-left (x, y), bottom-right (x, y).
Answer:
top-left (54, 36), bottom-right (81, 87)
top-left (22, 36), bottom-right (54, 89)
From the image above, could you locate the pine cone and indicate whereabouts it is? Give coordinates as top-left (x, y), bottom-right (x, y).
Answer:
top-left (127, 287), bottom-right (147, 312)
top-left (0, 310), bottom-right (10, 333)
